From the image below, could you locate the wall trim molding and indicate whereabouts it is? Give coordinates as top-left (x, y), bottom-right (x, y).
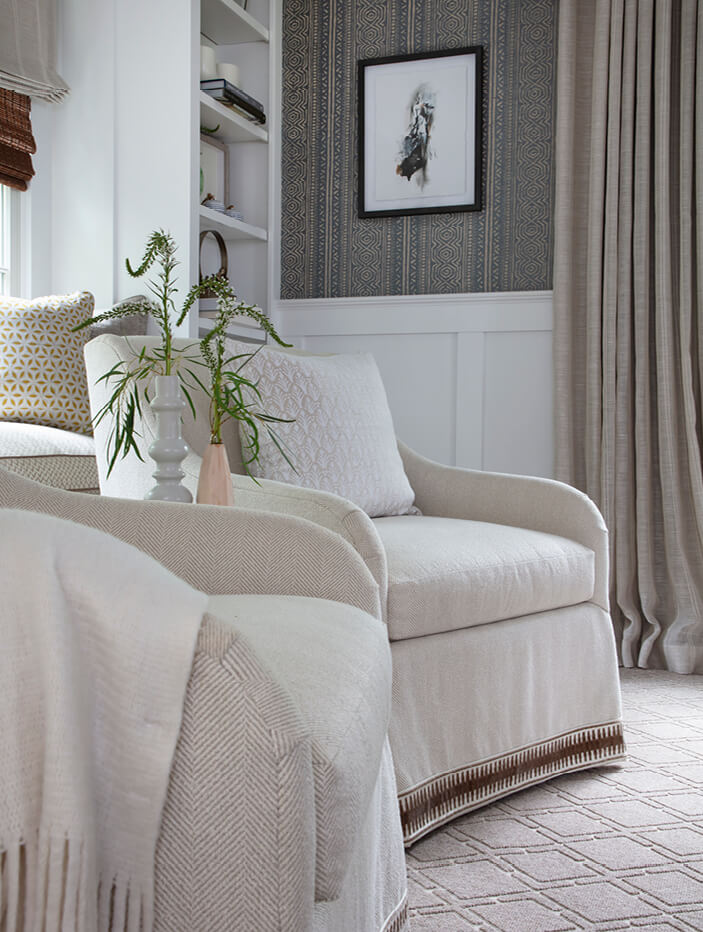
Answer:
top-left (272, 290), bottom-right (554, 477)
top-left (272, 290), bottom-right (553, 336)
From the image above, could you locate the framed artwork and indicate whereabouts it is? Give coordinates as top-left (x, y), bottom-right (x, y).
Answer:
top-left (358, 46), bottom-right (483, 218)
top-left (199, 135), bottom-right (229, 206)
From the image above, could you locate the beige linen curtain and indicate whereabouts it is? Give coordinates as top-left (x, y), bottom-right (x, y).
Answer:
top-left (554, 0), bottom-right (703, 674)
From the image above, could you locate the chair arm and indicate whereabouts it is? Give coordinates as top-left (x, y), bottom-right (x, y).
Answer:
top-left (0, 468), bottom-right (382, 619)
top-left (85, 335), bottom-right (388, 611)
top-left (154, 612), bottom-right (315, 930)
top-left (225, 473), bottom-right (389, 618)
top-left (399, 441), bottom-right (610, 612)
top-left (184, 454), bottom-right (387, 618)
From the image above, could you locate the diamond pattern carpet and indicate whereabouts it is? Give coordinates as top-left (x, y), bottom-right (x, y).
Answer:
top-left (406, 669), bottom-right (703, 931)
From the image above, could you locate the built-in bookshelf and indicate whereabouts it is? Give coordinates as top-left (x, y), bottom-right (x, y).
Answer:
top-left (201, 0), bottom-right (269, 44)
top-left (199, 92), bottom-right (268, 145)
top-left (193, 0), bottom-right (278, 341)
top-left (199, 205), bottom-right (267, 242)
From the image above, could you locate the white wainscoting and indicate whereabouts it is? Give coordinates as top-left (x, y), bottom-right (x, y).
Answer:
top-left (272, 291), bottom-right (554, 479)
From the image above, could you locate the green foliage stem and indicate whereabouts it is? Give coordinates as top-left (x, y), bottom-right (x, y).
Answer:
top-left (198, 282), bottom-right (295, 476)
top-left (72, 229), bottom-right (295, 480)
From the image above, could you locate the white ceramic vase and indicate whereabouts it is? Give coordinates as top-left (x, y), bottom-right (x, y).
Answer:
top-left (197, 442), bottom-right (234, 506)
top-left (145, 374), bottom-right (193, 503)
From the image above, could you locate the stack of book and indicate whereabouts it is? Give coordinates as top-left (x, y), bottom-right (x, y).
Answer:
top-left (200, 79), bottom-right (266, 125)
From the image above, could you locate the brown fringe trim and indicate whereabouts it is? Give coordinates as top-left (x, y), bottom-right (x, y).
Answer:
top-left (400, 721), bottom-right (626, 845)
top-left (382, 892), bottom-right (409, 932)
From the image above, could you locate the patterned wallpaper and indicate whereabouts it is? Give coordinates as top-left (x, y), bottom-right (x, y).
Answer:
top-left (280, 0), bottom-right (557, 298)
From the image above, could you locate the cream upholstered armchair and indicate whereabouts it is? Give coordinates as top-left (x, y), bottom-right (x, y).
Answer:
top-left (0, 466), bottom-right (408, 931)
top-left (85, 333), bottom-right (626, 845)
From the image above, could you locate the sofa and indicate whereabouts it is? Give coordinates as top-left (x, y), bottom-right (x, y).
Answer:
top-left (0, 420), bottom-right (98, 491)
top-left (0, 293), bottom-right (148, 493)
top-left (84, 334), bottom-right (627, 845)
top-left (0, 466), bottom-right (409, 931)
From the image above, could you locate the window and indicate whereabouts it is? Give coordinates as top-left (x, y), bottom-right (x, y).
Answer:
top-left (0, 184), bottom-right (19, 296)
top-left (0, 185), bottom-right (10, 295)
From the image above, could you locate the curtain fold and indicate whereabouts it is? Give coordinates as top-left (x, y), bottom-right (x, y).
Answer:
top-left (554, 0), bottom-right (703, 673)
top-left (0, 0), bottom-right (69, 102)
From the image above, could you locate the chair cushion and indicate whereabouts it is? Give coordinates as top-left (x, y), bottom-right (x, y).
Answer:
top-left (373, 516), bottom-right (595, 641)
top-left (0, 421), bottom-right (98, 492)
top-left (225, 339), bottom-right (417, 518)
top-left (206, 592), bottom-right (391, 903)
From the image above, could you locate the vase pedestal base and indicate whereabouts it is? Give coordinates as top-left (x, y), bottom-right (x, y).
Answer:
top-left (146, 375), bottom-right (193, 504)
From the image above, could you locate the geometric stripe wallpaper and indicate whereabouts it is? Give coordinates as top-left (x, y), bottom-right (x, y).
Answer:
top-left (280, 0), bottom-right (557, 298)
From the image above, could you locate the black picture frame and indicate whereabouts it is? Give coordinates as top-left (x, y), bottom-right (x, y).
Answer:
top-left (358, 46), bottom-right (483, 219)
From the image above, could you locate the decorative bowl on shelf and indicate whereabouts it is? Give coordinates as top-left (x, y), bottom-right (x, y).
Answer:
top-left (202, 195), bottom-right (225, 212)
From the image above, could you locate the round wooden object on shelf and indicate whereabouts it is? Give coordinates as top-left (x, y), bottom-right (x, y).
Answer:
top-left (199, 229), bottom-right (228, 296)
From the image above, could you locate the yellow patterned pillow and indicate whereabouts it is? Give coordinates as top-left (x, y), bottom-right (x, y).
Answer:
top-left (0, 291), bottom-right (94, 435)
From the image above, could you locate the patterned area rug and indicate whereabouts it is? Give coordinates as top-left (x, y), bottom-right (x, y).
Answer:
top-left (406, 669), bottom-right (703, 931)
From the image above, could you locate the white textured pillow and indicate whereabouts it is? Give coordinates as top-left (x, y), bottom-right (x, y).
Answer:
top-left (228, 340), bottom-right (416, 517)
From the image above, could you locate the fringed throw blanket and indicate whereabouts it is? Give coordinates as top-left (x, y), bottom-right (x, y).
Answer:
top-left (0, 509), bottom-right (208, 931)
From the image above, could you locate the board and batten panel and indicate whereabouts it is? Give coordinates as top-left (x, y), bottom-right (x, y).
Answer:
top-left (300, 333), bottom-right (457, 465)
top-left (274, 291), bottom-right (554, 479)
top-left (482, 330), bottom-right (553, 478)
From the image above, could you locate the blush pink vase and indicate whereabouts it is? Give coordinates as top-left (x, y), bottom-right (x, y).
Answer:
top-left (196, 442), bottom-right (235, 506)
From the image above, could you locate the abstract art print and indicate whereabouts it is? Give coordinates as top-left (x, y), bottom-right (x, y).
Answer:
top-left (358, 47), bottom-right (483, 218)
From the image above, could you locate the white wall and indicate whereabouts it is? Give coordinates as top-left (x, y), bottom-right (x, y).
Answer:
top-left (113, 0), bottom-right (196, 310)
top-left (26, 0), bottom-right (193, 314)
top-left (48, 0), bottom-right (116, 308)
top-left (21, 100), bottom-right (53, 298)
top-left (23, 0), bottom-right (553, 477)
top-left (273, 291), bottom-right (554, 477)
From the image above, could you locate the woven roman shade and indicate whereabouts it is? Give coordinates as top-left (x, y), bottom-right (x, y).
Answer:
top-left (0, 0), bottom-right (67, 189)
top-left (0, 90), bottom-right (36, 191)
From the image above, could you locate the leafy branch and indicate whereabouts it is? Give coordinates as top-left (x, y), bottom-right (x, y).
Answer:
top-left (73, 229), bottom-right (296, 481)
top-left (89, 341), bottom-right (203, 477)
top-left (73, 297), bottom-right (157, 331)
top-left (198, 284), bottom-right (295, 476)
top-left (72, 231), bottom-right (200, 474)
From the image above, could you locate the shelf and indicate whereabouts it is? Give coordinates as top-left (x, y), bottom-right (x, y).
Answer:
top-left (192, 0), bottom-right (273, 341)
top-left (199, 307), bottom-right (267, 344)
top-left (200, 92), bottom-right (268, 143)
top-left (199, 205), bottom-right (267, 241)
top-left (201, 0), bottom-right (269, 44)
